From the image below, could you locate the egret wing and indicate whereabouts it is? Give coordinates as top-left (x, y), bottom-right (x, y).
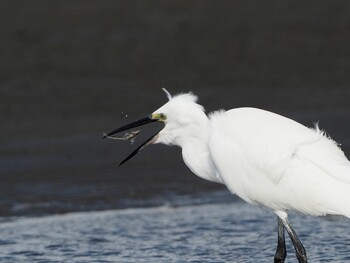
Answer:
top-left (209, 108), bottom-right (350, 190)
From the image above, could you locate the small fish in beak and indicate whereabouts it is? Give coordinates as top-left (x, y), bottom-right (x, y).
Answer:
top-left (103, 130), bottom-right (141, 144)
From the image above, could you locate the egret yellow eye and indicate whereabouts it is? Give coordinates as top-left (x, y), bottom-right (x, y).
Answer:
top-left (159, 113), bottom-right (167, 121)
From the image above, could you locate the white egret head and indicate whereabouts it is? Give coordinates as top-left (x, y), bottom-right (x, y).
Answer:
top-left (103, 89), bottom-right (206, 165)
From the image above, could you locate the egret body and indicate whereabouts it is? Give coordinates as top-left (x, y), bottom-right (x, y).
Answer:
top-left (104, 90), bottom-right (350, 263)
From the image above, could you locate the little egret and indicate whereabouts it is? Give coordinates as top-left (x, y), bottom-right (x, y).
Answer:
top-left (103, 89), bottom-right (350, 263)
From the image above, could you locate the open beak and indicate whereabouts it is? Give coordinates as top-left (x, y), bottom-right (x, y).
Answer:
top-left (103, 115), bottom-right (162, 166)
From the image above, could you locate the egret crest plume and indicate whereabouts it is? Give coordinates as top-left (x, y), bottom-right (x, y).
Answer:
top-left (161, 87), bottom-right (172, 100)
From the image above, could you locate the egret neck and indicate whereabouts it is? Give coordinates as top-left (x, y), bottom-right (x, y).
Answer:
top-left (182, 137), bottom-right (220, 183)
top-left (174, 115), bottom-right (222, 184)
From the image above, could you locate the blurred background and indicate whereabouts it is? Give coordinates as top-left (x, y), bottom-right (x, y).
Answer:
top-left (1, 0), bottom-right (350, 217)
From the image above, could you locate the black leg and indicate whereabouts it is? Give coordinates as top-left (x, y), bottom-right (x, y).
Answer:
top-left (276, 211), bottom-right (307, 263)
top-left (274, 216), bottom-right (287, 263)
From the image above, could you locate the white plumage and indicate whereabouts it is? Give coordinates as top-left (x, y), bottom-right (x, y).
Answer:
top-left (209, 107), bottom-right (350, 218)
top-left (154, 92), bottom-right (350, 219)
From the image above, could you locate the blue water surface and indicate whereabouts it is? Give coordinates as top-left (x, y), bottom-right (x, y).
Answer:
top-left (0, 197), bottom-right (349, 263)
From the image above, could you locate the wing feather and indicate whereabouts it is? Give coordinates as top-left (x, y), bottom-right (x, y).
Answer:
top-left (209, 108), bottom-right (350, 186)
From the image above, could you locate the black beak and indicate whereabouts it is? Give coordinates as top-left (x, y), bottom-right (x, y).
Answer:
top-left (103, 115), bottom-right (162, 166)
top-left (103, 115), bottom-right (157, 138)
